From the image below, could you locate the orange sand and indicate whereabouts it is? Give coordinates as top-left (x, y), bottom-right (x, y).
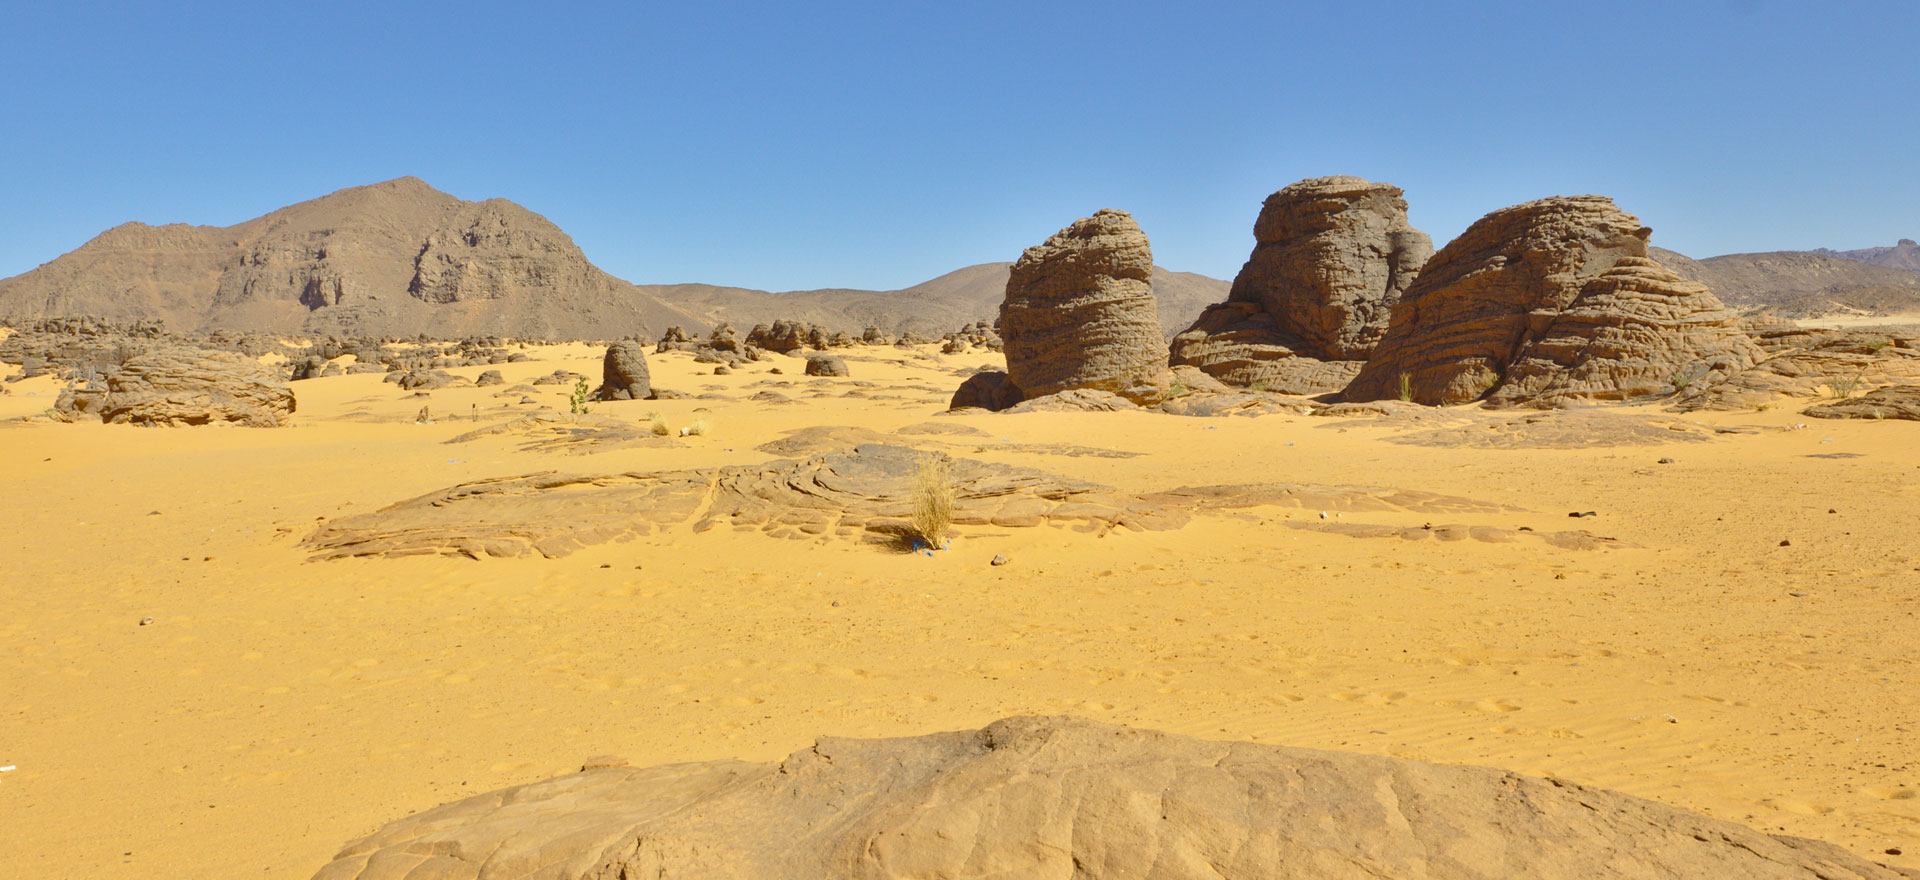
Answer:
top-left (1, 343), bottom-right (1916, 876)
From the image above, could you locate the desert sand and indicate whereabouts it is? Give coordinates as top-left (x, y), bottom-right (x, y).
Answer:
top-left (2, 340), bottom-right (1917, 876)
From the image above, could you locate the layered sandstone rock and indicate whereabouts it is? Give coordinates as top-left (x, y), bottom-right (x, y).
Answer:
top-left (1675, 328), bottom-right (1920, 410)
top-left (1171, 177), bottom-right (1432, 394)
top-left (997, 210), bottom-right (1172, 405)
top-left (56, 347), bottom-right (293, 426)
top-left (1487, 257), bottom-right (1763, 406)
top-left (595, 340), bottom-right (652, 400)
top-left (1805, 385), bottom-right (1920, 420)
top-left (312, 715), bottom-right (1903, 880)
top-left (1346, 196), bottom-right (1760, 407)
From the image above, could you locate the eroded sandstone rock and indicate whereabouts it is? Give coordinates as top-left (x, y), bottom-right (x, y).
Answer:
top-left (596, 340), bottom-right (652, 400)
top-left (312, 715), bottom-right (1903, 880)
top-left (1486, 256), bottom-right (1763, 407)
top-left (1346, 196), bottom-right (1655, 405)
top-left (1172, 177), bottom-right (1432, 394)
top-left (55, 347), bottom-right (293, 427)
top-left (997, 209), bottom-right (1171, 405)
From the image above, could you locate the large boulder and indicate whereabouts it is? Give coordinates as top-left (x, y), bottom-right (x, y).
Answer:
top-left (1345, 196), bottom-right (1758, 407)
top-left (596, 340), bottom-right (652, 400)
top-left (56, 347), bottom-right (293, 426)
top-left (997, 209), bottom-right (1172, 405)
top-left (803, 354), bottom-right (848, 377)
top-left (312, 715), bottom-right (1903, 880)
top-left (1172, 177), bottom-right (1433, 395)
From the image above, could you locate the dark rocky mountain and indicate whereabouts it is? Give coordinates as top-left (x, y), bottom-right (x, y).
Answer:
top-left (0, 178), bottom-right (1228, 341)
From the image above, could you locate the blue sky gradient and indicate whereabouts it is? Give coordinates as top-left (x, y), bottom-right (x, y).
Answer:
top-left (2, 0), bottom-right (1914, 290)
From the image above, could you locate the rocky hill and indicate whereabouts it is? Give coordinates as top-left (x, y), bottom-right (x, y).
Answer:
top-left (1813, 238), bottom-right (1920, 272)
top-left (0, 178), bottom-right (709, 339)
top-left (0, 178), bottom-right (1228, 341)
top-left (1652, 245), bottom-right (1920, 318)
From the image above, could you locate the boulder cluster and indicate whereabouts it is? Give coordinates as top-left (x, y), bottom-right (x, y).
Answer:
top-left (951, 178), bottom-right (1890, 413)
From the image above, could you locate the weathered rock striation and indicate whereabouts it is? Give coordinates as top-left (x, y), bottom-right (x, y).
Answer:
top-left (312, 715), bottom-right (1904, 880)
top-left (1805, 385), bottom-right (1920, 420)
top-left (1486, 256), bottom-right (1763, 406)
top-left (996, 210), bottom-right (1172, 406)
top-left (1346, 196), bottom-right (1759, 407)
top-left (1171, 176), bottom-right (1433, 394)
top-left (301, 444), bottom-right (1529, 560)
top-left (55, 347), bottom-right (294, 426)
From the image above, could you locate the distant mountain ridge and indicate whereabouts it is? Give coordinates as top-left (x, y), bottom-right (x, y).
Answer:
top-left (1810, 238), bottom-right (1920, 272)
top-left (1650, 245), bottom-right (1920, 319)
top-left (0, 178), bottom-right (1227, 340)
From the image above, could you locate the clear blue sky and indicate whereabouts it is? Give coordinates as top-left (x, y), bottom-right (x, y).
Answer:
top-left (2, 0), bottom-right (1915, 291)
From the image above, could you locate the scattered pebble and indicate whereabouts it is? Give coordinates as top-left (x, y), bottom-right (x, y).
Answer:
top-left (138, 617), bottom-right (153, 626)
top-left (1656, 457), bottom-right (1674, 464)
top-left (1779, 539), bottom-right (1792, 547)
top-left (1568, 511), bottom-right (1597, 518)
top-left (990, 554), bottom-right (1009, 567)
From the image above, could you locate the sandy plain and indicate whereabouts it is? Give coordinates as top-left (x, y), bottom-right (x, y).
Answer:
top-left (1, 340), bottom-right (1916, 877)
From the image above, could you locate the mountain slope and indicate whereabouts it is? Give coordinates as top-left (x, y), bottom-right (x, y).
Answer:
top-left (1650, 245), bottom-right (1920, 318)
top-left (1812, 239), bottom-right (1920, 272)
top-left (0, 178), bottom-right (705, 339)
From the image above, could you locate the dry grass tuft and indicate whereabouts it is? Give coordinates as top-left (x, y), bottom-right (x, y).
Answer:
top-left (680, 419), bottom-right (710, 437)
top-left (910, 452), bottom-right (956, 548)
top-left (648, 411), bottom-right (670, 436)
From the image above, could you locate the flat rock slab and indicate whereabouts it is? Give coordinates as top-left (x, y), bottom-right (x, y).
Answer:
top-left (1387, 411), bottom-right (1715, 449)
top-left (446, 412), bottom-right (683, 454)
top-left (1285, 520), bottom-right (1633, 550)
top-left (304, 445), bottom-right (1518, 560)
top-left (312, 715), bottom-right (1905, 880)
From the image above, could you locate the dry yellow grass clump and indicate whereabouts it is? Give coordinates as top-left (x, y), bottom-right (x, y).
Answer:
top-left (910, 452), bottom-right (955, 547)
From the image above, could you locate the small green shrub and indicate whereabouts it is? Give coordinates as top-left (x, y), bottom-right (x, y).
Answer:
top-left (1396, 372), bottom-right (1413, 402)
top-left (569, 376), bottom-right (592, 414)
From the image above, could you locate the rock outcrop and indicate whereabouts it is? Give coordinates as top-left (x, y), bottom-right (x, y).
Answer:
top-left (1675, 328), bottom-right (1920, 410)
top-left (596, 340), bottom-right (652, 400)
top-left (1805, 385), bottom-right (1920, 420)
top-left (1171, 177), bottom-right (1433, 394)
top-left (1346, 196), bottom-right (1759, 407)
top-left (55, 347), bottom-right (293, 426)
top-left (312, 715), bottom-right (1904, 880)
top-left (996, 210), bottom-right (1172, 406)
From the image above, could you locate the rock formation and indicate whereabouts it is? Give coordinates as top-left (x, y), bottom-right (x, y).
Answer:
top-left (1346, 196), bottom-right (1760, 407)
top-left (312, 715), bottom-right (1903, 880)
top-left (1805, 385), bottom-right (1920, 420)
top-left (55, 347), bottom-right (293, 426)
top-left (994, 209), bottom-right (1172, 406)
top-left (1674, 328), bottom-right (1920, 410)
top-left (803, 354), bottom-right (848, 377)
top-left (595, 340), bottom-right (652, 400)
top-left (1171, 176), bottom-right (1433, 394)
